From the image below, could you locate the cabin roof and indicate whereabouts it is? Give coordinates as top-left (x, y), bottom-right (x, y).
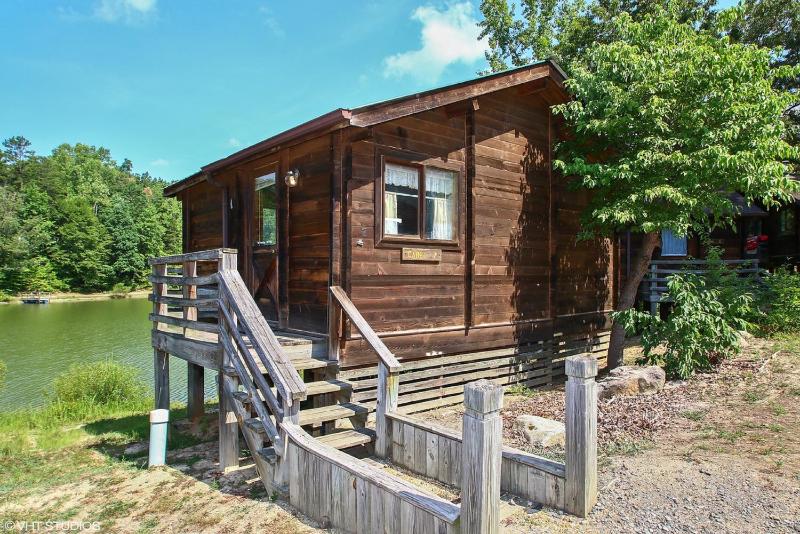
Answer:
top-left (164, 60), bottom-right (567, 197)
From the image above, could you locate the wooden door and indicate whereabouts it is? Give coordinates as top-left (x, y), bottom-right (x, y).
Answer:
top-left (251, 166), bottom-right (280, 322)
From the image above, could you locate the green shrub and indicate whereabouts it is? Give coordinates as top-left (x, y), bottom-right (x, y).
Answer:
top-left (702, 246), bottom-right (762, 326)
top-left (109, 283), bottom-right (131, 298)
top-left (0, 360), bottom-right (6, 390)
top-left (758, 267), bottom-right (800, 334)
top-left (52, 360), bottom-right (147, 407)
top-left (615, 273), bottom-right (752, 379)
top-left (0, 291), bottom-right (12, 303)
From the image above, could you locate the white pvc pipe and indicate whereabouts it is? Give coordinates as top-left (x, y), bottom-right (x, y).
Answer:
top-left (148, 408), bottom-right (169, 467)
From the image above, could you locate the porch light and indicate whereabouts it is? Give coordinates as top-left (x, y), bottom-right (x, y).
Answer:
top-left (284, 169), bottom-right (300, 188)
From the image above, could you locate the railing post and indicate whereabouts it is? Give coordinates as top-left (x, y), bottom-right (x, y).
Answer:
top-left (460, 379), bottom-right (503, 534)
top-left (327, 287), bottom-right (341, 361)
top-left (217, 252), bottom-right (240, 472)
top-left (274, 399), bottom-right (299, 492)
top-left (375, 361), bottom-right (399, 458)
top-left (649, 262), bottom-right (658, 316)
top-left (152, 263), bottom-right (170, 410)
top-left (564, 355), bottom-right (598, 518)
top-left (183, 260), bottom-right (204, 423)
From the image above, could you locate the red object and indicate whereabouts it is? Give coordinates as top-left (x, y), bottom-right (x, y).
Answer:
top-left (758, 234), bottom-right (769, 242)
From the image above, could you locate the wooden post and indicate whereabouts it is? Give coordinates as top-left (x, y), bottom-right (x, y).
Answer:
top-left (217, 252), bottom-right (240, 472)
top-left (274, 399), bottom-right (299, 492)
top-left (649, 263), bottom-right (658, 316)
top-left (183, 259), bottom-right (204, 421)
top-left (327, 288), bottom-right (341, 361)
top-left (154, 350), bottom-right (170, 410)
top-left (375, 361), bottom-right (399, 458)
top-left (460, 379), bottom-right (503, 534)
top-left (187, 363), bottom-right (204, 423)
top-left (152, 263), bottom-right (169, 410)
top-left (564, 355), bottom-right (598, 518)
top-left (218, 370), bottom-right (240, 472)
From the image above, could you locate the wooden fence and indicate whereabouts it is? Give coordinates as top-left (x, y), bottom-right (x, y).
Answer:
top-left (340, 332), bottom-right (609, 419)
top-left (382, 356), bottom-right (598, 520)
top-left (644, 258), bottom-right (762, 314)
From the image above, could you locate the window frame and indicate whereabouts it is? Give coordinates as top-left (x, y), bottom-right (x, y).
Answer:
top-left (374, 152), bottom-right (462, 250)
top-left (660, 229), bottom-right (688, 257)
top-left (252, 165), bottom-right (280, 252)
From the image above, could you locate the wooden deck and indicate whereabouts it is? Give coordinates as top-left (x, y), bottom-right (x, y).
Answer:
top-left (148, 249), bottom-right (602, 532)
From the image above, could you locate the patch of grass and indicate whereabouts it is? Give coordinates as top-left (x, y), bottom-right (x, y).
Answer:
top-left (771, 403), bottom-right (787, 416)
top-left (717, 429), bottom-right (745, 443)
top-left (743, 388), bottom-right (766, 403)
top-left (136, 517), bottom-right (159, 534)
top-left (681, 409), bottom-right (707, 421)
top-left (97, 499), bottom-right (136, 523)
top-left (505, 384), bottom-right (540, 397)
top-left (768, 423), bottom-right (783, 433)
top-left (601, 439), bottom-right (652, 457)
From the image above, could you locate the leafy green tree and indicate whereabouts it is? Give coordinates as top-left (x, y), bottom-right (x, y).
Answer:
top-left (53, 196), bottom-right (112, 291)
top-left (552, 11), bottom-right (800, 367)
top-left (478, 0), bottom-right (716, 73)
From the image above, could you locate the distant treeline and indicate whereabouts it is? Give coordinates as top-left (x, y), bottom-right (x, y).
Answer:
top-left (0, 136), bottom-right (181, 293)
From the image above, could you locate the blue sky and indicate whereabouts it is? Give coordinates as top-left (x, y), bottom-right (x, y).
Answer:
top-left (1, 0), bottom-right (738, 183)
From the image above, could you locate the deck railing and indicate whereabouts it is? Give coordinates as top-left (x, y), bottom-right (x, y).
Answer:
top-left (328, 285), bottom-right (402, 457)
top-left (643, 258), bottom-right (762, 314)
top-left (149, 248), bottom-right (306, 482)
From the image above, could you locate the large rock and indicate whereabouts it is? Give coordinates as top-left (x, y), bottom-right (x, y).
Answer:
top-left (515, 415), bottom-right (565, 448)
top-left (597, 365), bottom-right (666, 400)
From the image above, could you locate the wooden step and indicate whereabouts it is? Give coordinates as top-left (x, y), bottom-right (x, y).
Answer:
top-left (232, 380), bottom-right (352, 405)
top-left (290, 356), bottom-right (337, 371)
top-left (299, 402), bottom-right (369, 426)
top-left (243, 402), bottom-right (368, 434)
top-left (316, 428), bottom-right (375, 450)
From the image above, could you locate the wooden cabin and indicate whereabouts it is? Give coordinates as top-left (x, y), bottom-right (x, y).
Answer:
top-left (148, 62), bottom-right (609, 526)
top-left (164, 61), bottom-right (613, 375)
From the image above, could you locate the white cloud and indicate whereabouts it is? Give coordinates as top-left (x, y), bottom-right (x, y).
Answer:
top-left (259, 5), bottom-right (285, 37)
top-left (150, 158), bottom-right (169, 167)
top-left (227, 137), bottom-right (242, 148)
top-left (383, 2), bottom-right (488, 82)
top-left (94, 0), bottom-right (157, 24)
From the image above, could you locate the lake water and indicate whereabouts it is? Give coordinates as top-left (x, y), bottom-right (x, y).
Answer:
top-left (0, 297), bottom-right (218, 411)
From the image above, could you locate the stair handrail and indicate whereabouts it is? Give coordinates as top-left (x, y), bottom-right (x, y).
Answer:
top-left (217, 268), bottom-right (307, 405)
top-left (327, 285), bottom-right (401, 371)
top-left (328, 285), bottom-right (401, 457)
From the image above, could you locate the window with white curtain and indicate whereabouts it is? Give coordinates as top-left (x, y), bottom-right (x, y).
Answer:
top-left (383, 162), bottom-right (457, 242)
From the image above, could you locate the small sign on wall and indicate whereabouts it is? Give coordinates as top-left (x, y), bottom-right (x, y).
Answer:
top-left (402, 247), bottom-right (442, 263)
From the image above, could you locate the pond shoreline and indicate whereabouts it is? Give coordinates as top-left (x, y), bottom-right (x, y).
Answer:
top-left (3, 289), bottom-right (150, 304)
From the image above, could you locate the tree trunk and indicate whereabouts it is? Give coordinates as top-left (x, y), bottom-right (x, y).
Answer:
top-left (607, 231), bottom-right (661, 369)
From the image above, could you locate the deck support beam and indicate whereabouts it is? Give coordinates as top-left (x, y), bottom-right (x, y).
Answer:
top-left (187, 363), bottom-right (205, 422)
top-left (154, 350), bottom-right (170, 410)
top-left (218, 371), bottom-right (240, 472)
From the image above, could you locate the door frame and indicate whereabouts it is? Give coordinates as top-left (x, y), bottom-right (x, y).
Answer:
top-left (245, 160), bottom-right (289, 328)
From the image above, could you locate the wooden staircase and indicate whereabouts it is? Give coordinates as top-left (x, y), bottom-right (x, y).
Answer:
top-left (231, 331), bottom-right (375, 453)
top-left (149, 248), bottom-right (399, 497)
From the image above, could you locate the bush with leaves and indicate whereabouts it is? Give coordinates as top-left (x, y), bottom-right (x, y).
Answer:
top-left (53, 360), bottom-right (147, 407)
top-left (615, 273), bottom-right (752, 379)
top-left (702, 245), bottom-right (763, 325)
top-left (758, 267), bottom-right (800, 334)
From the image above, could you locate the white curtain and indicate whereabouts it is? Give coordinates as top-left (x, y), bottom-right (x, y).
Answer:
top-left (429, 197), bottom-right (451, 239)
top-left (385, 164), bottom-right (419, 189)
top-left (426, 168), bottom-right (455, 240)
top-left (384, 192), bottom-right (399, 235)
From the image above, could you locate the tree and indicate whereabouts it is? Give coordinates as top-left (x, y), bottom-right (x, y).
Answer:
top-left (478, 0), bottom-right (716, 73)
top-left (53, 196), bottom-right (112, 291)
top-left (552, 11), bottom-right (800, 367)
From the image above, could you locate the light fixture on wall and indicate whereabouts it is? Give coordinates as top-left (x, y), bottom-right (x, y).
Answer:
top-left (284, 169), bottom-right (300, 188)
